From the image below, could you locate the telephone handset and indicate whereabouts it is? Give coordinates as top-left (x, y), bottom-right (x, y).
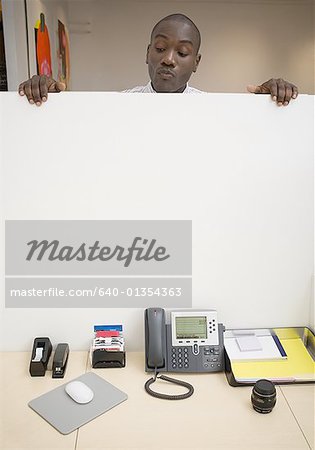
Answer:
top-left (144, 307), bottom-right (225, 400)
top-left (145, 307), bottom-right (166, 370)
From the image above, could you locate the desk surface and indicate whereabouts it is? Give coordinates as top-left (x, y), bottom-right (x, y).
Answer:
top-left (0, 351), bottom-right (314, 450)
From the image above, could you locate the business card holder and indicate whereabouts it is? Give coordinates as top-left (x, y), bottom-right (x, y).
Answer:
top-left (92, 348), bottom-right (126, 368)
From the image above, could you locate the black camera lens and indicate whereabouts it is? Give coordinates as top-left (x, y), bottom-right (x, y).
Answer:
top-left (251, 379), bottom-right (276, 414)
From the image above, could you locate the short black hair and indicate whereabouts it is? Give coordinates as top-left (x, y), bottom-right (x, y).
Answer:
top-left (150, 13), bottom-right (201, 53)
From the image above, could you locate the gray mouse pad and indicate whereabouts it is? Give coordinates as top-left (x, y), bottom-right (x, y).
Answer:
top-left (28, 372), bottom-right (128, 434)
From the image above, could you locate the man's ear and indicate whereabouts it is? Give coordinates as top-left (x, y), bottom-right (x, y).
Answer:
top-left (193, 54), bottom-right (201, 73)
top-left (146, 45), bottom-right (150, 64)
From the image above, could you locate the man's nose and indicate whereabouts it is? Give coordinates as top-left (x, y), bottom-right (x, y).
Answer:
top-left (161, 49), bottom-right (176, 66)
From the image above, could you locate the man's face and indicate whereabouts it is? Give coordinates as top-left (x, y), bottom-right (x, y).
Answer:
top-left (146, 19), bottom-right (201, 93)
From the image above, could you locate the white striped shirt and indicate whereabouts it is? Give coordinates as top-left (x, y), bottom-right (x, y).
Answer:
top-left (122, 82), bottom-right (204, 94)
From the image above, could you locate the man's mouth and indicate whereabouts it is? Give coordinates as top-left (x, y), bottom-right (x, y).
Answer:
top-left (157, 69), bottom-right (175, 79)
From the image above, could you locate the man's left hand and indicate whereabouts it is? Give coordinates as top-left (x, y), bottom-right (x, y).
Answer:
top-left (247, 78), bottom-right (298, 106)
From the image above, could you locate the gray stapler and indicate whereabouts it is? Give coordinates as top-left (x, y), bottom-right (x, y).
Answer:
top-left (52, 343), bottom-right (69, 378)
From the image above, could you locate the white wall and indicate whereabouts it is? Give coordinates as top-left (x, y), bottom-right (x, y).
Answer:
top-left (68, 0), bottom-right (314, 93)
top-left (0, 92), bottom-right (313, 351)
top-left (2, 0), bottom-right (314, 93)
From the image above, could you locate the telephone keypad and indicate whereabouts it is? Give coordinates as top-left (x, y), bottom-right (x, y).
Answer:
top-left (165, 323), bottom-right (224, 373)
top-left (169, 345), bottom-right (223, 372)
top-left (170, 347), bottom-right (190, 369)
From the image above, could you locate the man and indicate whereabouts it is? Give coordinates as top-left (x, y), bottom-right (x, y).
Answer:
top-left (18, 13), bottom-right (298, 106)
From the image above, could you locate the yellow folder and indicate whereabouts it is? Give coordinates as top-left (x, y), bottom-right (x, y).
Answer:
top-left (230, 328), bottom-right (315, 382)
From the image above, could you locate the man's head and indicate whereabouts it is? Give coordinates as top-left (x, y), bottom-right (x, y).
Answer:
top-left (146, 14), bottom-right (201, 93)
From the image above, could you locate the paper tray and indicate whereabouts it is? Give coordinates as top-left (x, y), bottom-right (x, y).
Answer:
top-left (225, 326), bottom-right (315, 387)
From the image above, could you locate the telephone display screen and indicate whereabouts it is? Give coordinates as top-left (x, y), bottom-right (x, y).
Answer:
top-left (175, 316), bottom-right (207, 339)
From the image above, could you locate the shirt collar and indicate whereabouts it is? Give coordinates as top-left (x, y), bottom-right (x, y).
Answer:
top-left (148, 82), bottom-right (189, 93)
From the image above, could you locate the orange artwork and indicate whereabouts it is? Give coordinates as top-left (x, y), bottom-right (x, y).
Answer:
top-left (35, 13), bottom-right (52, 77)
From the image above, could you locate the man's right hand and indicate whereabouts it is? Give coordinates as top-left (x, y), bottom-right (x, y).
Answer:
top-left (18, 75), bottom-right (66, 106)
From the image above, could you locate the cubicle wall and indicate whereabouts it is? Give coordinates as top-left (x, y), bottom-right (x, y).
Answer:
top-left (0, 93), bottom-right (313, 350)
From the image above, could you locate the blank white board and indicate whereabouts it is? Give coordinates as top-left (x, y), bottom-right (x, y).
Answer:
top-left (0, 92), bottom-right (313, 350)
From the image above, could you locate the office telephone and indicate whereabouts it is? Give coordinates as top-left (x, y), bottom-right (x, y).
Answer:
top-left (144, 308), bottom-right (225, 400)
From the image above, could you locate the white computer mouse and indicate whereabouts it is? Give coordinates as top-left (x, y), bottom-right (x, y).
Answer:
top-left (65, 380), bottom-right (94, 404)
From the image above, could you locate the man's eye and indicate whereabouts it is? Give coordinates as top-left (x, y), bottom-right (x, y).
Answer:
top-left (178, 52), bottom-right (188, 57)
top-left (156, 47), bottom-right (165, 52)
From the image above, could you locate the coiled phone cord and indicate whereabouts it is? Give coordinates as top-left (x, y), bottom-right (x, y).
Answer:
top-left (144, 368), bottom-right (194, 400)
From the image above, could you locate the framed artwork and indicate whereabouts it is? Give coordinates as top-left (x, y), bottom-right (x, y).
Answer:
top-left (58, 20), bottom-right (70, 88)
top-left (34, 13), bottom-right (52, 77)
